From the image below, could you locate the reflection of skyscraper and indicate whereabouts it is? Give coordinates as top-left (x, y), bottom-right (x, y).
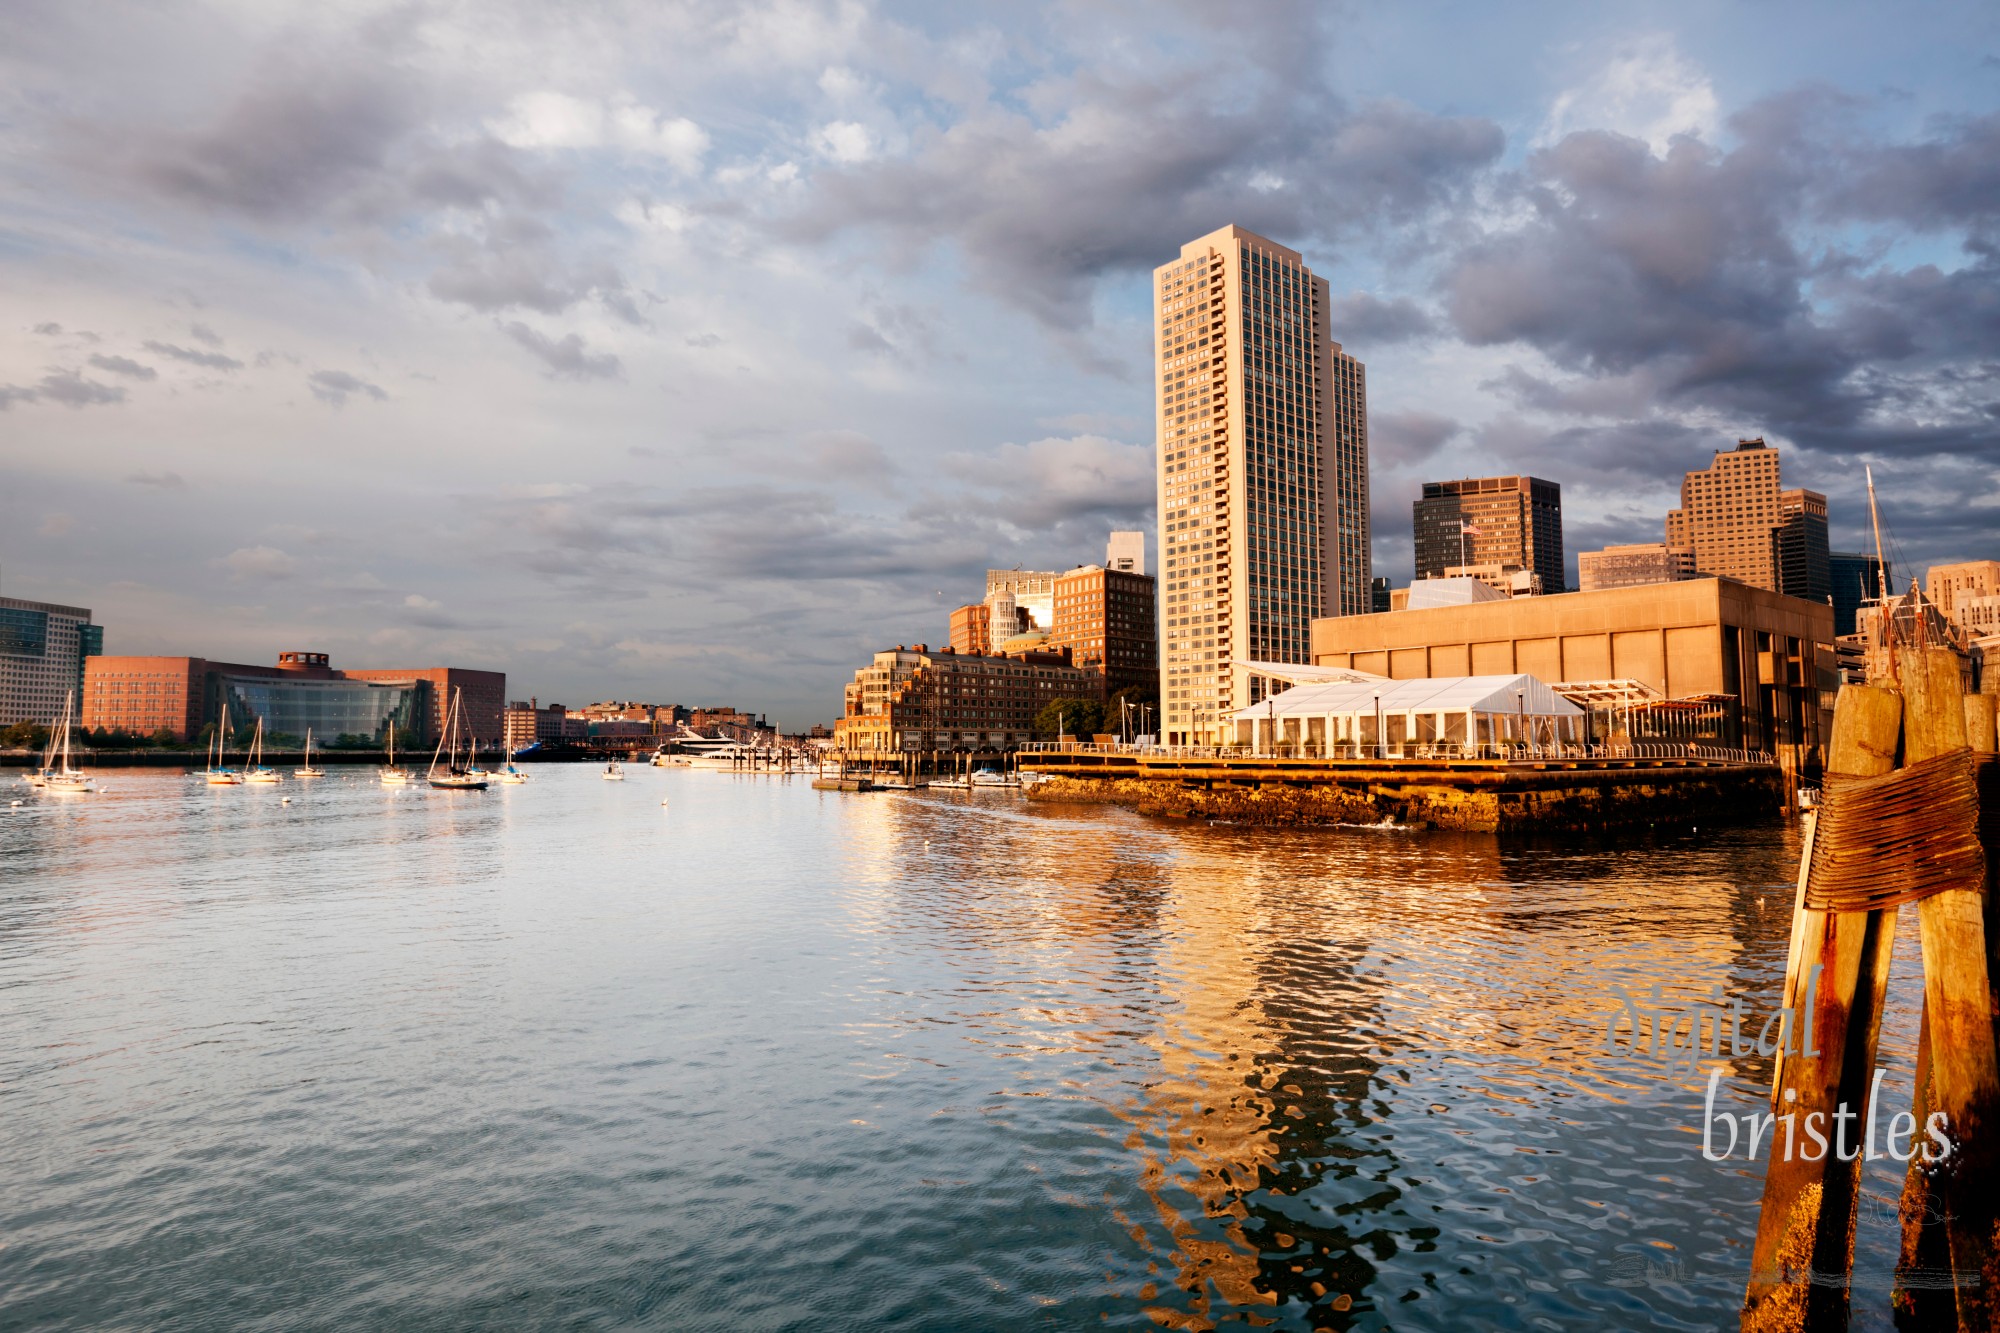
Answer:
top-left (1155, 224), bottom-right (1371, 746)
top-left (1829, 551), bottom-right (1891, 637)
top-left (986, 569), bottom-right (1056, 631)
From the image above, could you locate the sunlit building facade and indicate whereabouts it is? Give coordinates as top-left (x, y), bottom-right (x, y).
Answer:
top-left (1155, 224), bottom-right (1371, 745)
top-left (0, 595), bottom-right (101, 728)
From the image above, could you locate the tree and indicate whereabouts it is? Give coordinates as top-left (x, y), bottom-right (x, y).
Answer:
top-left (149, 728), bottom-right (182, 748)
top-left (1033, 696), bottom-right (1105, 741)
top-left (1107, 686), bottom-right (1160, 739)
top-left (2, 721), bottom-right (50, 750)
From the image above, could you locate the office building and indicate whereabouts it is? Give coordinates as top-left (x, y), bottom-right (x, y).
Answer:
top-left (502, 699), bottom-right (570, 749)
top-left (1370, 577), bottom-right (1391, 614)
top-left (950, 603), bottom-right (992, 656)
top-left (1412, 476), bottom-right (1564, 594)
top-left (1154, 224), bottom-right (1372, 745)
top-left (1048, 564), bottom-right (1158, 698)
top-left (1577, 542), bottom-right (1697, 593)
top-left (0, 594), bottom-right (101, 727)
top-left (83, 650), bottom-right (504, 743)
top-left (1926, 560), bottom-right (2000, 629)
top-left (835, 644), bottom-right (1098, 752)
top-left (1310, 578), bottom-right (1835, 780)
top-left (1830, 551), bottom-right (1892, 637)
top-left (1106, 531), bottom-right (1146, 575)
top-left (1776, 489), bottom-right (1831, 605)
top-left (1666, 438), bottom-right (1829, 599)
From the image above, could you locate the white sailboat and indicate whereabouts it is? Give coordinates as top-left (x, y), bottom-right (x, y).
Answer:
top-left (205, 702), bottom-right (243, 785)
top-left (23, 719), bottom-right (58, 788)
top-left (244, 717), bottom-right (280, 783)
top-left (493, 746), bottom-right (528, 783)
top-left (295, 729), bottom-right (326, 778)
top-left (379, 719), bottom-right (411, 785)
top-left (428, 689), bottom-right (488, 790)
top-left (43, 693), bottom-right (93, 794)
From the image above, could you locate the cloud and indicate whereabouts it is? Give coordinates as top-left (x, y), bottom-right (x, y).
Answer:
top-left (1541, 34), bottom-right (1721, 152)
top-left (501, 322), bottom-right (621, 379)
top-left (217, 545), bottom-right (297, 579)
top-left (88, 353), bottom-right (158, 380)
top-left (945, 434), bottom-right (1154, 527)
top-left (33, 369), bottom-right (126, 407)
top-left (126, 470), bottom-right (187, 488)
top-left (307, 369), bottom-right (387, 406)
top-left (189, 323), bottom-right (224, 346)
top-left (1326, 293), bottom-right (1437, 346)
top-left (812, 120), bottom-right (875, 163)
top-left (39, 513), bottom-right (77, 537)
top-left (1371, 410), bottom-right (1461, 466)
top-left (144, 340), bottom-right (244, 370)
top-left (490, 92), bottom-right (709, 171)
top-left (32, 322), bottom-right (63, 335)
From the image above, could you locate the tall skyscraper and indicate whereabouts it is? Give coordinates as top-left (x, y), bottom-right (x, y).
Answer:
top-left (1666, 438), bottom-right (1828, 599)
top-left (1829, 551), bottom-right (1892, 637)
top-left (1411, 476), bottom-right (1564, 592)
top-left (1154, 224), bottom-right (1371, 745)
top-left (0, 593), bottom-right (100, 728)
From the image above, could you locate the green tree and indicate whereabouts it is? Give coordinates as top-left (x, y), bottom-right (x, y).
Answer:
top-left (2, 721), bottom-right (50, 750)
top-left (149, 728), bottom-right (182, 748)
top-left (1033, 696), bottom-right (1105, 741)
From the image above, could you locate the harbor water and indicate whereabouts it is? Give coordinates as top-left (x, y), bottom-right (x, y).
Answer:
top-left (0, 767), bottom-right (1927, 1330)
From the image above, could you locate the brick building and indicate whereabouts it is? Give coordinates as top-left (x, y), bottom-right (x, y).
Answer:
top-left (1047, 564), bottom-right (1158, 698)
top-left (835, 644), bottom-right (1098, 752)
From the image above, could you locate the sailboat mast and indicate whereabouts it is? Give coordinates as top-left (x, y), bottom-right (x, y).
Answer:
top-left (1866, 465), bottom-right (1897, 676)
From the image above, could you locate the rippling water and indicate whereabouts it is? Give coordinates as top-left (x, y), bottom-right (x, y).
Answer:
top-left (0, 767), bottom-right (1929, 1330)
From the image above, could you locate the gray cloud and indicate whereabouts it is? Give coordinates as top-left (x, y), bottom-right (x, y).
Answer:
top-left (33, 369), bottom-right (126, 408)
top-left (307, 369), bottom-right (387, 406)
top-left (126, 470), bottom-right (188, 488)
top-left (144, 340), bottom-right (244, 371)
top-left (1327, 293), bottom-right (1437, 346)
top-left (501, 322), bottom-right (621, 379)
top-left (189, 323), bottom-right (224, 346)
top-left (1371, 410), bottom-right (1461, 466)
top-left (89, 353), bottom-right (158, 380)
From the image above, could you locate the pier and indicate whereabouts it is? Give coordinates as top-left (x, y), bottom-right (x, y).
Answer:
top-left (1017, 742), bottom-right (1783, 832)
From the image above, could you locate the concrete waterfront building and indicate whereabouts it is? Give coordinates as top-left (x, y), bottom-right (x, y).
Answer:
top-left (1106, 531), bottom-right (1146, 575)
top-left (1576, 542), bottom-right (1697, 593)
top-left (1309, 578), bottom-right (1835, 780)
top-left (0, 594), bottom-right (101, 727)
top-left (1154, 224), bottom-right (1371, 745)
top-left (1048, 564), bottom-right (1159, 699)
top-left (1830, 551), bottom-right (1892, 637)
top-left (1926, 559), bottom-right (2000, 630)
top-left (1412, 476), bottom-right (1564, 594)
top-left (835, 644), bottom-right (1098, 752)
top-left (1666, 438), bottom-right (1829, 600)
top-left (83, 650), bottom-right (504, 743)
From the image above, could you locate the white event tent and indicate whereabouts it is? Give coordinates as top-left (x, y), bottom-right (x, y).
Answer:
top-left (1232, 674), bottom-right (1584, 757)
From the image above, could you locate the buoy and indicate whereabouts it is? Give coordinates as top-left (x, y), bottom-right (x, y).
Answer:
top-left (9, 800), bottom-right (20, 808)
top-left (282, 797), bottom-right (292, 805)
top-left (660, 796), bottom-right (669, 806)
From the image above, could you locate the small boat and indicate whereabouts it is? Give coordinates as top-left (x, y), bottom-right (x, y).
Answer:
top-left (601, 760), bottom-right (625, 781)
top-left (205, 702), bottom-right (243, 785)
top-left (493, 746), bottom-right (528, 784)
top-left (380, 719), bottom-right (411, 786)
top-left (295, 729), bottom-right (326, 778)
top-left (969, 767), bottom-right (1019, 788)
top-left (244, 717), bottom-right (280, 783)
top-left (427, 689), bottom-right (488, 790)
top-left (42, 694), bottom-right (94, 794)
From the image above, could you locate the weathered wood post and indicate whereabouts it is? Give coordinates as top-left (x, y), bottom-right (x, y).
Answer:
top-left (1745, 685), bottom-right (1902, 1331)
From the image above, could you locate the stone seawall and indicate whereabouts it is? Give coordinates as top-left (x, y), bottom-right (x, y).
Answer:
top-left (1025, 766), bottom-right (1781, 834)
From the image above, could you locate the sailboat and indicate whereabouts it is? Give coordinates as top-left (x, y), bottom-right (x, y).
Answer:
top-left (379, 719), bottom-right (411, 785)
top-left (23, 718), bottom-right (58, 788)
top-left (244, 717), bottom-right (280, 783)
top-left (465, 736), bottom-right (490, 780)
top-left (42, 693), bottom-right (93, 794)
top-left (428, 689), bottom-right (488, 790)
top-left (493, 747), bottom-right (528, 783)
top-left (205, 702), bottom-right (243, 785)
top-left (295, 729), bottom-right (326, 778)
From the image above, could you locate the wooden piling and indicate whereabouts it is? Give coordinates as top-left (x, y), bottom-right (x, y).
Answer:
top-left (1745, 684), bottom-right (1903, 1332)
top-left (1890, 649), bottom-right (2000, 1329)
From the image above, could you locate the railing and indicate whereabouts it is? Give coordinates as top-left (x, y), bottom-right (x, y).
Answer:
top-left (1017, 740), bottom-right (1777, 766)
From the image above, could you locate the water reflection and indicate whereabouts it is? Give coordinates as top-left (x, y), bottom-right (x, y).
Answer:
top-left (0, 770), bottom-right (1923, 1331)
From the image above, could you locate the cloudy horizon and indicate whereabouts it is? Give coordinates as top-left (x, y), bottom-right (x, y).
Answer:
top-left (4, 0), bottom-right (1996, 728)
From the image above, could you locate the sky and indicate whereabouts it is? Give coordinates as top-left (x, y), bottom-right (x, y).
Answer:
top-left (3, 0), bottom-right (1997, 729)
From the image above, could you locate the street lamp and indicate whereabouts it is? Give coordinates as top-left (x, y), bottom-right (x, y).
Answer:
top-left (1372, 690), bottom-right (1382, 759)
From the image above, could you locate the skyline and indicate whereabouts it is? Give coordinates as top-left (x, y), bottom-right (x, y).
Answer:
top-left (4, 1), bottom-right (1998, 728)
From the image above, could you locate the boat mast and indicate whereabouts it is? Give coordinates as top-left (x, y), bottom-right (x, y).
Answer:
top-left (1866, 465), bottom-right (1896, 679)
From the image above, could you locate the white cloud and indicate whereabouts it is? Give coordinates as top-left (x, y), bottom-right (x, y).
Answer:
top-left (491, 92), bottom-right (709, 171)
top-left (812, 120), bottom-right (875, 163)
top-left (217, 546), bottom-right (298, 580)
top-left (1540, 34), bottom-right (1719, 153)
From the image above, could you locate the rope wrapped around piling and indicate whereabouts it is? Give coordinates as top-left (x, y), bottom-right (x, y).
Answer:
top-left (1803, 749), bottom-right (1988, 912)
